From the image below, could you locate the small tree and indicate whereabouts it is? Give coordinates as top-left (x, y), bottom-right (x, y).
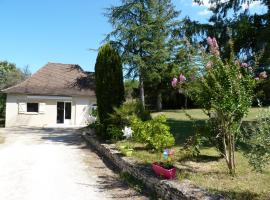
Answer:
top-left (95, 44), bottom-right (125, 137)
top-left (0, 61), bottom-right (31, 118)
top-left (172, 38), bottom-right (264, 174)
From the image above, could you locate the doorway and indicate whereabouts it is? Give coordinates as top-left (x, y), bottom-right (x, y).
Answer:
top-left (57, 102), bottom-right (71, 124)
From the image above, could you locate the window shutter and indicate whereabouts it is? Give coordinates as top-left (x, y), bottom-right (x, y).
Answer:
top-left (39, 103), bottom-right (46, 113)
top-left (18, 102), bottom-right (26, 114)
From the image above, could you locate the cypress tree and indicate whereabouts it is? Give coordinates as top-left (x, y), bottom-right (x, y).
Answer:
top-left (94, 44), bottom-right (125, 132)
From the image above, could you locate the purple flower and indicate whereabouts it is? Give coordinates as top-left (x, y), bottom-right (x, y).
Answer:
top-left (191, 75), bottom-right (196, 81)
top-left (171, 78), bottom-right (178, 88)
top-left (207, 37), bottom-right (213, 46)
top-left (207, 36), bottom-right (220, 56)
top-left (259, 71), bottom-right (268, 79)
top-left (212, 37), bottom-right (219, 49)
top-left (179, 74), bottom-right (186, 83)
top-left (206, 61), bottom-right (213, 69)
top-left (241, 63), bottom-right (248, 68)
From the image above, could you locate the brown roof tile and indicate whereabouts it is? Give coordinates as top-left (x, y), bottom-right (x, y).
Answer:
top-left (3, 63), bottom-right (95, 97)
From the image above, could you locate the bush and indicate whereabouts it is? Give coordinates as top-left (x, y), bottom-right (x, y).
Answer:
top-left (106, 125), bottom-right (123, 141)
top-left (88, 120), bottom-right (106, 139)
top-left (108, 101), bottom-right (151, 128)
top-left (131, 115), bottom-right (175, 151)
top-left (243, 107), bottom-right (270, 171)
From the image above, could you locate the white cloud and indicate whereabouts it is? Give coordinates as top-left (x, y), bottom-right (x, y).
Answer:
top-left (192, 0), bottom-right (228, 8)
top-left (192, 0), bottom-right (211, 8)
top-left (241, 1), bottom-right (261, 10)
top-left (198, 9), bottom-right (211, 16)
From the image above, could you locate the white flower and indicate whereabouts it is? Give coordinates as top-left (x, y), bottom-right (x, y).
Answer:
top-left (122, 126), bottom-right (133, 139)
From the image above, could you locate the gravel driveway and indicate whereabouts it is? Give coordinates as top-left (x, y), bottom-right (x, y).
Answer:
top-left (0, 128), bottom-right (148, 200)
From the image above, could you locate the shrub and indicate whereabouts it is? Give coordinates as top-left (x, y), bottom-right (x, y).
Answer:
top-left (106, 125), bottom-right (123, 141)
top-left (88, 120), bottom-right (106, 139)
top-left (131, 115), bottom-right (175, 151)
top-left (243, 107), bottom-right (270, 171)
top-left (108, 101), bottom-right (151, 128)
top-left (172, 37), bottom-right (258, 174)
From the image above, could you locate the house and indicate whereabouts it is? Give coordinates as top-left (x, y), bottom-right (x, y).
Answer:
top-left (2, 63), bottom-right (96, 127)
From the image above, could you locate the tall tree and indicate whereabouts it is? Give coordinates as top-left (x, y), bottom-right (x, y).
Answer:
top-left (106, 0), bottom-right (182, 110)
top-left (95, 44), bottom-right (125, 135)
top-left (144, 0), bottom-right (182, 111)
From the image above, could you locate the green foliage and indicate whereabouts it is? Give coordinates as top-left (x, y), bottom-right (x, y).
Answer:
top-left (124, 80), bottom-right (139, 100)
top-left (187, 0), bottom-right (270, 72)
top-left (131, 115), bottom-right (175, 151)
top-left (0, 94), bottom-right (6, 118)
top-left (189, 40), bottom-right (256, 174)
top-left (88, 120), bottom-right (106, 139)
top-left (0, 61), bottom-right (31, 118)
top-left (106, 0), bottom-right (183, 109)
top-left (254, 78), bottom-right (270, 105)
top-left (108, 101), bottom-right (151, 128)
top-left (243, 107), bottom-right (270, 172)
top-left (106, 125), bottom-right (123, 141)
top-left (94, 44), bottom-right (125, 138)
top-left (183, 133), bottom-right (202, 157)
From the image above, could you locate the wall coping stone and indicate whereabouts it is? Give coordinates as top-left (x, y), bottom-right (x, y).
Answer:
top-left (82, 129), bottom-right (226, 200)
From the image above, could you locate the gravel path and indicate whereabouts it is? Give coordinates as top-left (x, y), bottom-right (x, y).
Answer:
top-left (0, 128), bottom-right (148, 200)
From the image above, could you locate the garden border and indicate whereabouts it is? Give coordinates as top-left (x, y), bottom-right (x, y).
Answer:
top-left (82, 129), bottom-right (225, 200)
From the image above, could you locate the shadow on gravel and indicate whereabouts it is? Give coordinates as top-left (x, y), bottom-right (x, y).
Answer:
top-left (4, 127), bottom-right (87, 147)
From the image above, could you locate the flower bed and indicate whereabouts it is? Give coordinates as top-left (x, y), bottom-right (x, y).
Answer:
top-left (82, 129), bottom-right (225, 200)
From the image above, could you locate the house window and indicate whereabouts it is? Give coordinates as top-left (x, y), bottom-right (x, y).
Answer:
top-left (27, 103), bottom-right (39, 113)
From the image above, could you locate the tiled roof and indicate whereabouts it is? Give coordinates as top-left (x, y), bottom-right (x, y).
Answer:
top-left (3, 63), bottom-right (95, 97)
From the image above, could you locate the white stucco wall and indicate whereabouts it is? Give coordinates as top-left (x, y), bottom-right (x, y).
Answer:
top-left (5, 94), bottom-right (96, 128)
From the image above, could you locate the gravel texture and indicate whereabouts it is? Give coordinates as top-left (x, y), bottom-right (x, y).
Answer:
top-left (0, 128), bottom-right (148, 200)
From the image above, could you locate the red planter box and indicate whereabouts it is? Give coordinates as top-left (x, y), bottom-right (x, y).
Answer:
top-left (152, 162), bottom-right (176, 179)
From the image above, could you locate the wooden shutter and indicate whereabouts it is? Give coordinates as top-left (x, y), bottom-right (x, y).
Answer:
top-left (39, 103), bottom-right (46, 113)
top-left (18, 102), bottom-right (26, 114)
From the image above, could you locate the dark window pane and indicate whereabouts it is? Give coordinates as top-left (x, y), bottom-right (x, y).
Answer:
top-left (57, 102), bottom-right (64, 124)
top-left (27, 103), bottom-right (38, 112)
top-left (65, 102), bottom-right (71, 119)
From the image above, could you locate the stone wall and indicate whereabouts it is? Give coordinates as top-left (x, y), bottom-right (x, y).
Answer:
top-left (82, 129), bottom-right (225, 200)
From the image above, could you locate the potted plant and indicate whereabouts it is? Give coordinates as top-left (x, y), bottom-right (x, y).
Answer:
top-left (152, 149), bottom-right (176, 179)
top-left (121, 126), bottom-right (133, 156)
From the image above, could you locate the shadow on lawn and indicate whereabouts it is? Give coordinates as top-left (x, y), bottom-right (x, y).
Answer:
top-left (189, 154), bottom-right (222, 163)
top-left (166, 119), bottom-right (206, 145)
top-left (211, 189), bottom-right (261, 200)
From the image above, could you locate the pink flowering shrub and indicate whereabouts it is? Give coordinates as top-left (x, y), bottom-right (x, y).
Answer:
top-left (184, 37), bottom-right (260, 174)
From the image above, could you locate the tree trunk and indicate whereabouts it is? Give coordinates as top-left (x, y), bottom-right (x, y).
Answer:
top-left (184, 95), bottom-right (188, 109)
top-left (139, 76), bottom-right (145, 109)
top-left (223, 132), bottom-right (236, 175)
top-left (156, 90), bottom-right (162, 111)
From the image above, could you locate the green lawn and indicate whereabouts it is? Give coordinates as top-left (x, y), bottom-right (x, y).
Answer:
top-left (116, 108), bottom-right (270, 200)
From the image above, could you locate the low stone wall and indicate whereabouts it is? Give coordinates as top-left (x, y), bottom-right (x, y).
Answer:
top-left (82, 129), bottom-right (225, 200)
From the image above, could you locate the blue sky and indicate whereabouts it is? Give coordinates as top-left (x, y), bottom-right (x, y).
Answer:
top-left (0, 0), bottom-right (266, 73)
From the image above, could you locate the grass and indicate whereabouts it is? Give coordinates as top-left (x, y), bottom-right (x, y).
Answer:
top-left (116, 108), bottom-right (270, 200)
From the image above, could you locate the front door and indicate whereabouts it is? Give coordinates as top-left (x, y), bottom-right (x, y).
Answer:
top-left (57, 102), bottom-right (71, 124)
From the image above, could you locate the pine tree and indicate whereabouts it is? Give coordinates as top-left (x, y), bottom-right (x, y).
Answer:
top-left (106, 0), bottom-right (182, 110)
top-left (95, 44), bottom-right (125, 129)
